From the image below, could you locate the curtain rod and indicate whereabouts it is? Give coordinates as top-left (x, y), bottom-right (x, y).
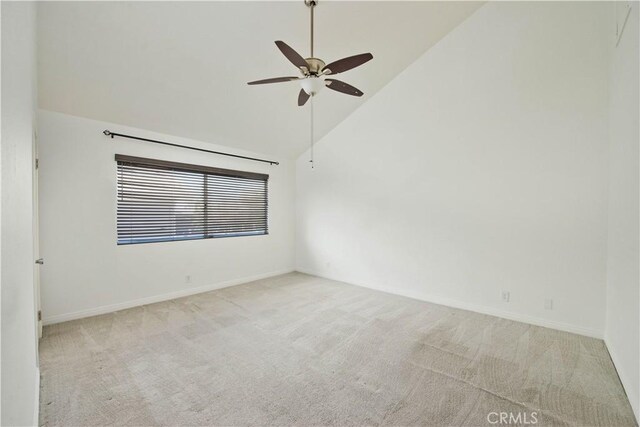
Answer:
top-left (103, 130), bottom-right (279, 166)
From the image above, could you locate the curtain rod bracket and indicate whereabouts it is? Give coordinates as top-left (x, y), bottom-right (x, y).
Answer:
top-left (102, 129), bottom-right (279, 165)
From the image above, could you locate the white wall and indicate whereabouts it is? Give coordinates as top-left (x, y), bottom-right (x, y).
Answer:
top-left (296, 2), bottom-right (611, 338)
top-left (38, 110), bottom-right (295, 323)
top-left (605, 2), bottom-right (639, 419)
top-left (1, 1), bottom-right (40, 425)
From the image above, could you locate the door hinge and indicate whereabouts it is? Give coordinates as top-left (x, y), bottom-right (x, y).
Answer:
top-left (38, 310), bottom-right (42, 321)
top-left (35, 158), bottom-right (39, 169)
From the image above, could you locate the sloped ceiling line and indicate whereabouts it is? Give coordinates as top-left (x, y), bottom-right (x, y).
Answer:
top-left (38, 1), bottom-right (483, 157)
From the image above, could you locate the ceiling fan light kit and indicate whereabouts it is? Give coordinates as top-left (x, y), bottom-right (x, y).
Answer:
top-left (300, 75), bottom-right (326, 96)
top-left (247, 0), bottom-right (373, 107)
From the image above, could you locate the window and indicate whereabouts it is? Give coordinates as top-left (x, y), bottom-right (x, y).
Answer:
top-left (116, 155), bottom-right (268, 245)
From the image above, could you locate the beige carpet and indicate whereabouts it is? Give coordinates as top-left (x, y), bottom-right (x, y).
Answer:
top-left (39, 273), bottom-right (636, 426)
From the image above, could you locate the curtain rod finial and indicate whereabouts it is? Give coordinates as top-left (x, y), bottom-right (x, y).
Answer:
top-left (103, 130), bottom-right (113, 138)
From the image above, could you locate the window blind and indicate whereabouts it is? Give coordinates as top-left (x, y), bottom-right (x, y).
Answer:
top-left (116, 155), bottom-right (268, 245)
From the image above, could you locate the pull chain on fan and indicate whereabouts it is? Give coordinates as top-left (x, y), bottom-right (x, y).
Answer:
top-left (310, 96), bottom-right (314, 168)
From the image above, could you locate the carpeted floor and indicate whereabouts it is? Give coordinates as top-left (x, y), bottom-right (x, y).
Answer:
top-left (39, 273), bottom-right (637, 426)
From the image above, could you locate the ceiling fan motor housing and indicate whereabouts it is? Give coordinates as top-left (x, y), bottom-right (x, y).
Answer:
top-left (304, 57), bottom-right (326, 75)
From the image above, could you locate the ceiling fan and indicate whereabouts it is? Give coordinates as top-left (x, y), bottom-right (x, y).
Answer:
top-left (247, 0), bottom-right (373, 106)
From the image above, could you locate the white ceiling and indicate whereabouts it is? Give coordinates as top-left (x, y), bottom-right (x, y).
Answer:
top-left (38, 1), bottom-right (483, 158)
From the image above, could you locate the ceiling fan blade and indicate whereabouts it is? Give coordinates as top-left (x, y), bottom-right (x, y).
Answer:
top-left (298, 89), bottom-right (310, 106)
top-left (325, 79), bottom-right (364, 97)
top-left (275, 41), bottom-right (309, 72)
top-left (247, 76), bottom-right (300, 85)
top-left (322, 53), bottom-right (373, 75)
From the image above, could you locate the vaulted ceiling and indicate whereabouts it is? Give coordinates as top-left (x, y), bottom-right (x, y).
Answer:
top-left (38, 1), bottom-right (483, 158)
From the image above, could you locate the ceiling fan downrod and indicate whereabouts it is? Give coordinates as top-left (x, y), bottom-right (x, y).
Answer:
top-left (305, 0), bottom-right (317, 58)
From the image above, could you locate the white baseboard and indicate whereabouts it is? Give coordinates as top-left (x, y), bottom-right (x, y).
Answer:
top-left (33, 367), bottom-right (40, 427)
top-left (44, 267), bottom-right (603, 338)
top-left (296, 269), bottom-right (603, 339)
top-left (43, 269), bottom-right (294, 325)
top-left (605, 337), bottom-right (639, 422)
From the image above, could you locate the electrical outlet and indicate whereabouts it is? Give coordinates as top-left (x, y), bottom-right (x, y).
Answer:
top-left (544, 299), bottom-right (553, 310)
top-left (186, 275), bottom-right (192, 284)
top-left (501, 291), bottom-right (510, 303)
